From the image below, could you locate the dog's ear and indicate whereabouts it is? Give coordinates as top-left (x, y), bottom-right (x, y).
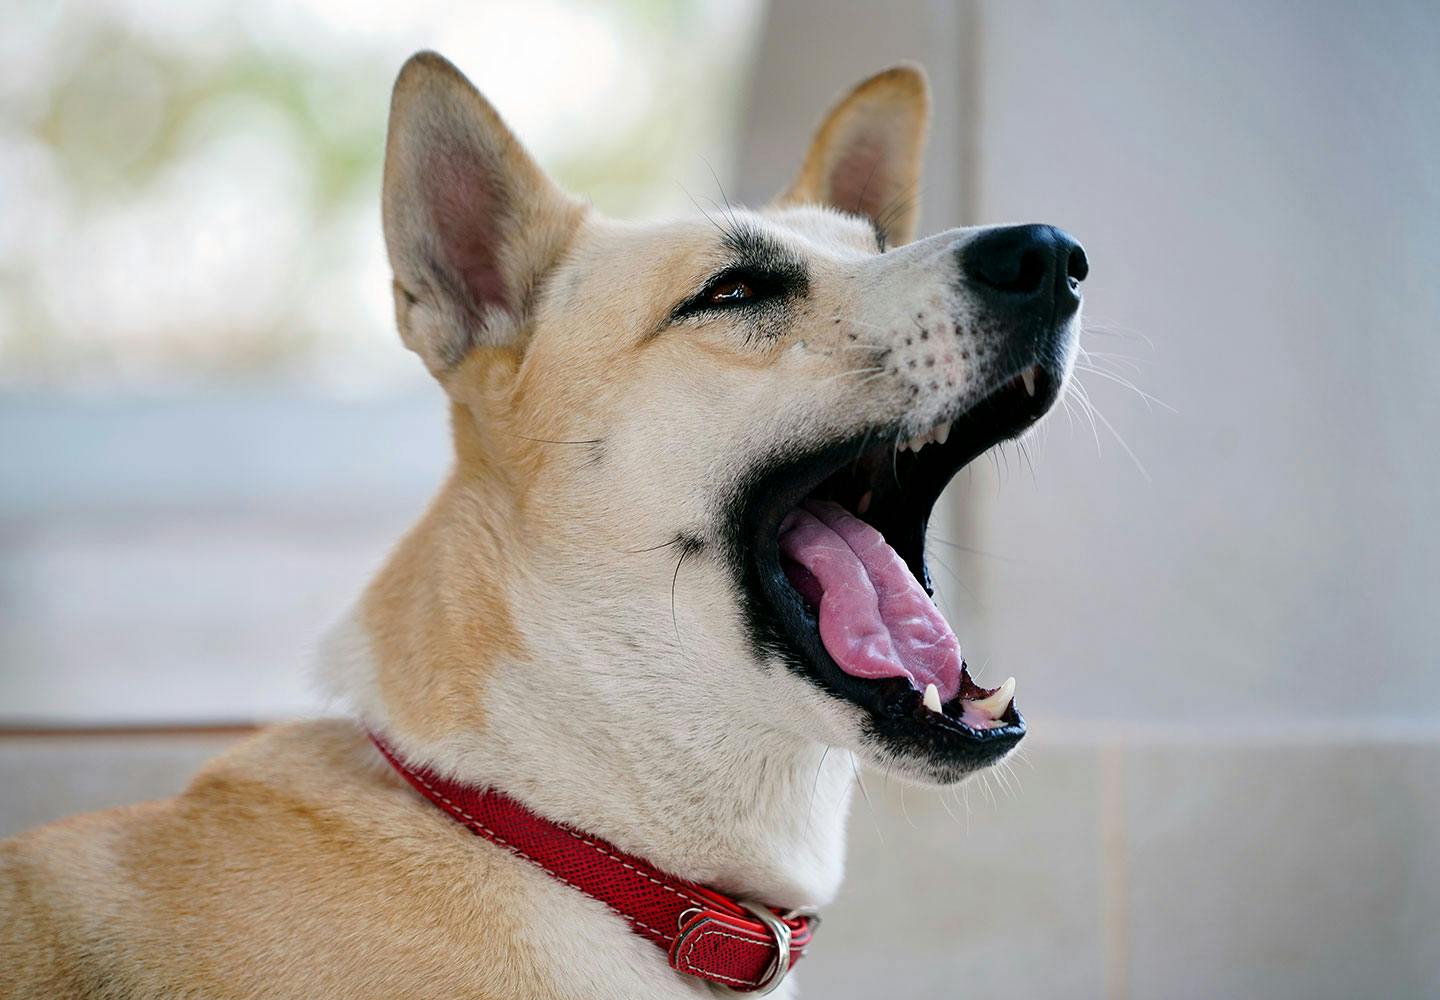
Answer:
top-left (777, 64), bottom-right (930, 246)
top-left (382, 51), bottom-right (583, 375)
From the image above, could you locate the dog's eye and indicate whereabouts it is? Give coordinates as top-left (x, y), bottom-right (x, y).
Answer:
top-left (706, 278), bottom-right (755, 305)
top-left (671, 263), bottom-right (802, 324)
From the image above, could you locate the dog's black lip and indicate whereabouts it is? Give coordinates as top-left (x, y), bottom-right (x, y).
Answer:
top-left (731, 362), bottom-right (1061, 773)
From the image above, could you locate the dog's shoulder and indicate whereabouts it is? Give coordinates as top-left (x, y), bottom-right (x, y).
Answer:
top-left (2, 786), bottom-right (173, 998)
top-left (1, 720), bottom-right (557, 999)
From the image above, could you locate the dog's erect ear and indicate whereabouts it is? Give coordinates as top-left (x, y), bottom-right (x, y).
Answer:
top-left (382, 51), bottom-right (583, 375)
top-left (778, 65), bottom-right (930, 246)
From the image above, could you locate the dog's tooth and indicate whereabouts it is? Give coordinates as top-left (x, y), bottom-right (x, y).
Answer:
top-left (1021, 368), bottom-right (1036, 398)
top-left (909, 434), bottom-right (927, 452)
top-left (934, 421), bottom-right (951, 445)
top-left (922, 683), bottom-right (943, 714)
top-left (968, 676), bottom-right (1016, 718)
top-left (857, 490), bottom-right (873, 514)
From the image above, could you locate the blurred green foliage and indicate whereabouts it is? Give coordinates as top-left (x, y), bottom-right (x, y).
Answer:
top-left (0, 0), bottom-right (756, 386)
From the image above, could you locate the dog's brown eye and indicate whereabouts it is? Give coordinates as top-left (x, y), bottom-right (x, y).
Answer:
top-left (672, 264), bottom-right (799, 322)
top-left (706, 279), bottom-right (754, 305)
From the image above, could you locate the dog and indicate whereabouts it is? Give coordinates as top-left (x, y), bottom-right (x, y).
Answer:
top-left (0, 52), bottom-right (1085, 998)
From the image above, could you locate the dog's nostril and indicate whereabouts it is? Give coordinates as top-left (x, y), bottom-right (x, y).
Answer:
top-left (1007, 249), bottom-right (1047, 295)
top-left (963, 232), bottom-right (1046, 295)
top-left (960, 223), bottom-right (1087, 316)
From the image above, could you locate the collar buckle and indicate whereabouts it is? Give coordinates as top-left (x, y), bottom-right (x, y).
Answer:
top-left (718, 901), bottom-right (793, 997)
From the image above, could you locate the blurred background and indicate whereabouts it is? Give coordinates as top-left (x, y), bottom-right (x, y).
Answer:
top-left (2, 1), bottom-right (1437, 997)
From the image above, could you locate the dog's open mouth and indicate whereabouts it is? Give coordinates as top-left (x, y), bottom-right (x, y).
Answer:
top-left (736, 362), bottom-right (1062, 777)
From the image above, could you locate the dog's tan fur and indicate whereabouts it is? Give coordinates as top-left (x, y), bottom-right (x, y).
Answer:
top-left (2, 51), bottom-right (1074, 998)
top-left (1, 723), bottom-right (577, 998)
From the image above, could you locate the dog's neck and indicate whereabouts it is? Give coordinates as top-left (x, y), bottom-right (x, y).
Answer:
top-left (319, 473), bottom-right (857, 910)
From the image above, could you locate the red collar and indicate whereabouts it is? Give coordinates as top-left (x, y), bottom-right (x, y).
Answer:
top-left (371, 734), bottom-right (817, 995)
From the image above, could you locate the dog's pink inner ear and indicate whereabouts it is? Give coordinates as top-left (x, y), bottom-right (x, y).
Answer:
top-left (424, 144), bottom-right (514, 319)
top-left (780, 67), bottom-right (929, 245)
top-left (827, 135), bottom-right (896, 226)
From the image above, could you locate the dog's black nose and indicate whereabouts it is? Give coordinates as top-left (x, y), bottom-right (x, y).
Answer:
top-left (960, 224), bottom-right (1088, 320)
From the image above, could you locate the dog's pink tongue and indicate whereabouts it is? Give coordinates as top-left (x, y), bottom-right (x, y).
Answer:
top-left (778, 500), bottom-right (961, 702)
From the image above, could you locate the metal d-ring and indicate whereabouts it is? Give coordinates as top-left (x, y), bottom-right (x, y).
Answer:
top-left (713, 900), bottom-right (793, 997)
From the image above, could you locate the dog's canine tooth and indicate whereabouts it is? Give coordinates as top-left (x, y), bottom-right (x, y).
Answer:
top-left (922, 683), bottom-right (943, 713)
top-left (934, 421), bottom-right (951, 445)
top-left (968, 676), bottom-right (1016, 718)
top-left (1021, 368), bottom-right (1036, 397)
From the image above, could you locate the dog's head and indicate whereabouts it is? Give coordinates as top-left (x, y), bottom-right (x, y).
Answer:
top-left (365, 53), bottom-right (1084, 787)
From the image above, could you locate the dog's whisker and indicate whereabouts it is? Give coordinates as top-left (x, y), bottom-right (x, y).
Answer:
top-left (898, 784), bottom-right (919, 830)
top-left (937, 784), bottom-right (968, 832)
top-left (803, 745), bottom-right (832, 841)
top-left (1011, 746), bottom-right (1038, 773)
top-left (928, 535), bottom-right (1018, 562)
top-left (679, 183), bottom-right (734, 241)
top-left (979, 772), bottom-right (998, 808)
top-left (1088, 402), bottom-right (1151, 481)
top-left (1066, 376), bottom-right (1106, 457)
top-left (1077, 349), bottom-right (1152, 383)
top-left (992, 762), bottom-right (1018, 800)
top-left (1079, 317), bottom-right (1155, 348)
top-left (508, 433), bottom-right (604, 446)
top-left (622, 537), bottom-right (686, 555)
top-left (699, 156), bottom-right (740, 229)
top-left (1079, 349), bottom-right (1148, 374)
top-left (850, 755), bottom-right (884, 845)
top-left (1059, 391), bottom-right (1078, 434)
top-left (669, 543), bottom-right (696, 654)
top-left (923, 546), bottom-right (976, 603)
top-left (874, 181), bottom-right (923, 238)
top-left (1017, 437), bottom-right (1038, 483)
top-left (816, 365), bottom-right (885, 386)
top-left (1074, 361), bottom-right (1175, 413)
top-left (839, 316), bottom-right (888, 330)
top-left (851, 156), bottom-right (886, 224)
top-left (1071, 378), bottom-right (1151, 480)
